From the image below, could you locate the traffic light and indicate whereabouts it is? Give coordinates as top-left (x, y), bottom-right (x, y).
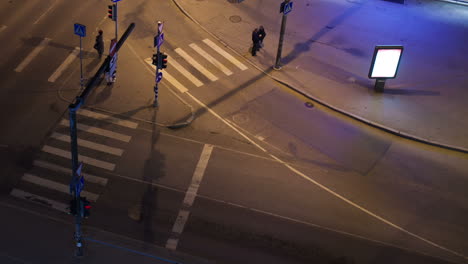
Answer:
top-left (80, 197), bottom-right (91, 218)
top-left (152, 53), bottom-right (158, 66)
top-left (160, 53), bottom-right (168, 69)
top-left (108, 4), bottom-right (117, 21)
top-left (68, 198), bottom-right (77, 216)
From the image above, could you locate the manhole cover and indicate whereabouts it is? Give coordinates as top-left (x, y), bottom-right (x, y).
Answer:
top-left (232, 113), bottom-right (249, 124)
top-left (229, 15), bottom-right (242, 23)
top-left (305, 102), bottom-right (314, 108)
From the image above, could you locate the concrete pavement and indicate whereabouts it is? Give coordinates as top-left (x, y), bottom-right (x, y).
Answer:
top-left (172, 0), bottom-right (468, 152)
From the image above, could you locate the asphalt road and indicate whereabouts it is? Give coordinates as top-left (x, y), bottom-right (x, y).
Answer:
top-left (0, 1), bottom-right (467, 264)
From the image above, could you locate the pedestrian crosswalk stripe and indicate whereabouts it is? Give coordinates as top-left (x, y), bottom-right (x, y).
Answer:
top-left (163, 71), bottom-right (189, 93)
top-left (10, 188), bottom-right (69, 213)
top-left (167, 55), bottom-right (203, 87)
top-left (78, 109), bottom-right (138, 129)
top-left (203, 39), bottom-right (248, 71)
top-left (60, 119), bottom-right (131, 142)
top-left (175, 48), bottom-right (218, 82)
top-left (22, 173), bottom-right (99, 201)
top-left (48, 47), bottom-right (80, 82)
top-left (144, 58), bottom-right (189, 93)
top-left (42, 145), bottom-right (116, 171)
top-left (189, 43), bottom-right (233, 76)
top-left (34, 160), bottom-right (108, 186)
top-left (51, 132), bottom-right (124, 156)
top-left (14, 38), bottom-right (51, 73)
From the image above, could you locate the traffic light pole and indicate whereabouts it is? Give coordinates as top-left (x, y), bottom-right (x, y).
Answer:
top-left (114, 2), bottom-right (118, 40)
top-left (68, 22), bottom-right (135, 258)
top-left (153, 21), bottom-right (162, 107)
top-left (274, 0), bottom-right (290, 70)
top-left (69, 100), bottom-right (83, 256)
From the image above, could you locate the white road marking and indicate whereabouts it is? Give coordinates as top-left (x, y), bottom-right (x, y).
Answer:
top-left (14, 38), bottom-right (51, 73)
top-left (78, 109), bottom-right (138, 129)
top-left (130, 38), bottom-right (466, 260)
top-left (189, 43), bottom-right (233, 76)
top-left (51, 132), bottom-right (123, 156)
top-left (60, 119), bottom-right (131, 142)
top-left (21, 173), bottom-right (99, 201)
top-left (10, 188), bottom-right (69, 213)
top-left (183, 91), bottom-right (468, 261)
top-left (34, 160), bottom-right (108, 186)
top-left (144, 58), bottom-right (188, 93)
top-left (48, 47), bottom-right (80, 82)
top-left (167, 55), bottom-right (203, 87)
top-left (33, 0), bottom-right (58, 24)
top-left (0, 25), bottom-right (7, 33)
top-left (203, 39), bottom-right (248, 70)
top-left (42, 145), bottom-right (116, 171)
top-left (166, 144), bottom-right (213, 251)
top-left (175, 48), bottom-right (218, 81)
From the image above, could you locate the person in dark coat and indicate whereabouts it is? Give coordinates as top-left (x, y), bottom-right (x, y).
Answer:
top-left (94, 30), bottom-right (104, 59)
top-left (251, 28), bottom-right (260, 56)
top-left (258, 26), bottom-right (266, 47)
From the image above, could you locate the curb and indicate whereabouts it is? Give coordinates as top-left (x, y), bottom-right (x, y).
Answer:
top-left (171, 0), bottom-right (468, 154)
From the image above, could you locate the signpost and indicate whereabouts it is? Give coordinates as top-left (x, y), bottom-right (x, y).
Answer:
top-left (153, 21), bottom-right (164, 107)
top-left (74, 23), bottom-right (86, 88)
top-left (68, 22), bottom-right (136, 258)
top-left (274, 0), bottom-right (292, 70)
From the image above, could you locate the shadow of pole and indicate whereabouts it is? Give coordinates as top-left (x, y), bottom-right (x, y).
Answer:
top-left (139, 108), bottom-right (165, 244)
top-left (280, 1), bottom-right (367, 66)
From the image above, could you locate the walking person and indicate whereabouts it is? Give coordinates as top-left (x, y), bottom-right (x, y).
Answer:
top-left (258, 26), bottom-right (266, 48)
top-left (251, 28), bottom-right (260, 56)
top-left (94, 30), bottom-right (104, 59)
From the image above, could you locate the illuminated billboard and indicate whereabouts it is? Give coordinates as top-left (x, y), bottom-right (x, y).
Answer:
top-left (368, 45), bottom-right (403, 79)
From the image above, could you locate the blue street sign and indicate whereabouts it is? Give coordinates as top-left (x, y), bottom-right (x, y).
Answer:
top-left (156, 72), bottom-right (163, 83)
top-left (284, 2), bottom-right (293, 15)
top-left (75, 162), bottom-right (84, 195)
top-left (74, 23), bottom-right (86, 37)
top-left (112, 0), bottom-right (122, 2)
top-left (154, 33), bottom-right (165, 48)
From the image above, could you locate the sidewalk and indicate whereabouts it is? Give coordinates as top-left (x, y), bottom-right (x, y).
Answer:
top-left (173, 0), bottom-right (468, 152)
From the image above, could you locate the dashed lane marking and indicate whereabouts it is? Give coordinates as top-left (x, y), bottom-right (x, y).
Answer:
top-left (189, 43), bottom-right (233, 76)
top-left (14, 38), bottom-right (51, 73)
top-left (34, 160), bottom-right (108, 186)
top-left (144, 58), bottom-right (188, 93)
top-left (203, 39), bottom-right (248, 70)
top-left (166, 144), bottom-right (213, 251)
top-left (10, 188), bottom-right (69, 213)
top-left (48, 47), bottom-right (80, 82)
top-left (175, 47), bottom-right (218, 81)
top-left (60, 119), bottom-right (131, 142)
top-left (78, 109), bottom-right (138, 129)
top-left (51, 132), bottom-right (124, 156)
top-left (42, 145), bottom-right (116, 171)
top-left (167, 55), bottom-right (203, 87)
top-left (22, 173), bottom-right (99, 201)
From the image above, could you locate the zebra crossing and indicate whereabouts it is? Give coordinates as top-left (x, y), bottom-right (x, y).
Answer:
top-left (10, 108), bottom-right (138, 213)
top-left (146, 38), bottom-right (248, 93)
top-left (9, 34), bottom-right (248, 88)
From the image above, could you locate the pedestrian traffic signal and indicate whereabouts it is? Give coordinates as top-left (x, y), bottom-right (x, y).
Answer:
top-left (152, 53), bottom-right (158, 66)
top-left (80, 197), bottom-right (91, 218)
top-left (69, 198), bottom-right (77, 216)
top-left (108, 4), bottom-right (117, 21)
top-left (160, 53), bottom-right (168, 69)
